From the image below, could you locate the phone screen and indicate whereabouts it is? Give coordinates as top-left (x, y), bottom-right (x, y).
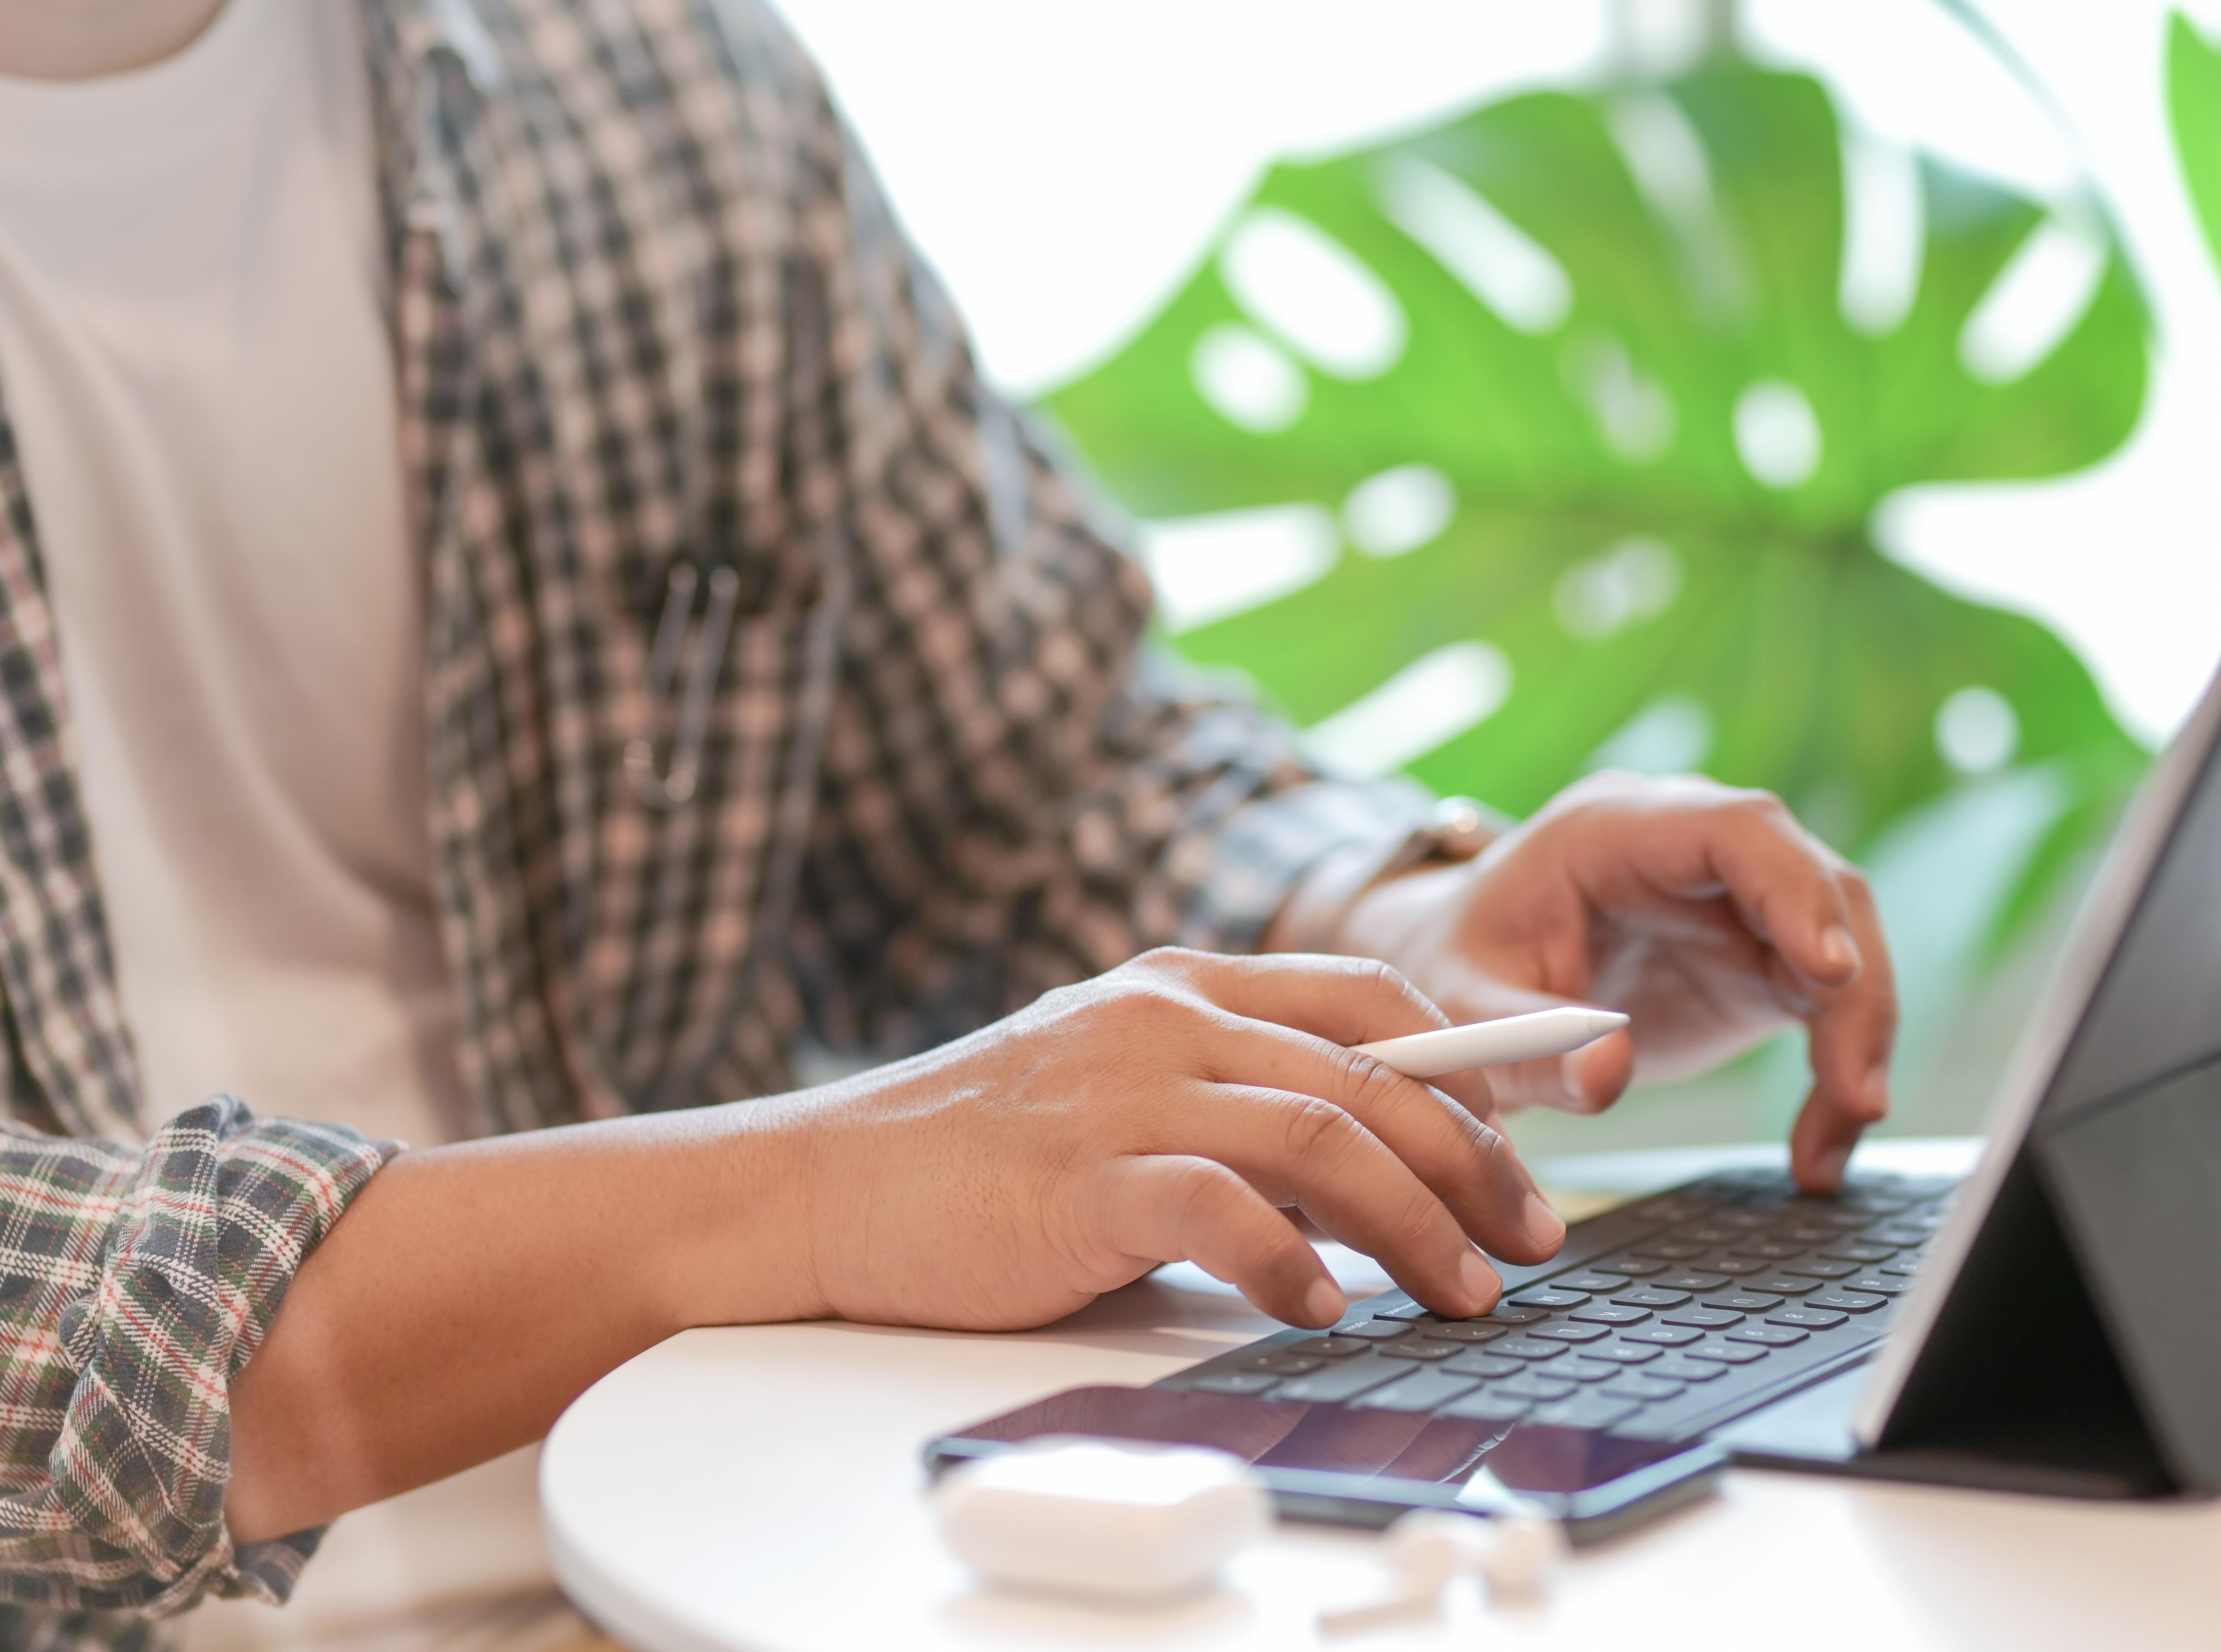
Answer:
top-left (926, 1385), bottom-right (1722, 1537)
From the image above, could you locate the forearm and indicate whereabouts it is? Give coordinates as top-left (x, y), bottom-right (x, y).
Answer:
top-left (226, 1098), bottom-right (821, 1543)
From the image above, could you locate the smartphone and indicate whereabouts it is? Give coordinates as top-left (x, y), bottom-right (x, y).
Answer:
top-left (924, 1385), bottom-right (1723, 1542)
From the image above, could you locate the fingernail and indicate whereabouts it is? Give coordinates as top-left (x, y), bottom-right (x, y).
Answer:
top-left (1821, 926), bottom-right (1862, 977)
top-left (1458, 1249), bottom-right (1499, 1314)
top-left (1865, 1067), bottom-right (1893, 1121)
top-left (1525, 1192), bottom-right (1566, 1251)
top-left (1304, 1277), bottom-right (1346, 1328)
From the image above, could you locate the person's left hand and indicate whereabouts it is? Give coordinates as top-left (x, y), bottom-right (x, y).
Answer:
top-left (1319, 772), bottom-right (1897, 1193)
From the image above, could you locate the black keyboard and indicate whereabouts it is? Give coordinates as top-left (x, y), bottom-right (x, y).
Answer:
top-left (1156, 1168), bottom-right (1956, 1444)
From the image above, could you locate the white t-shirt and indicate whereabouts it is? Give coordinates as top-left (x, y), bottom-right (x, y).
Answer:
top-left (0, 5), bottom-right (582, 1646)
top-left (0, 0), bottom-right (463, 1149)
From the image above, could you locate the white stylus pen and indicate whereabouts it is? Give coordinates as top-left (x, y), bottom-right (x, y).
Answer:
top-left (1353, 1006), bottom-right (1630, 1078)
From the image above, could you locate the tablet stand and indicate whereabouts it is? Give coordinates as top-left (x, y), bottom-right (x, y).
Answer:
top-left (1726, 1150), bottom-right (2177, 1499)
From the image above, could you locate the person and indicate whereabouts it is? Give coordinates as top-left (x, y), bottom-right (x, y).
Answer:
top-left (0, 0), bottom-right (1895, 1644)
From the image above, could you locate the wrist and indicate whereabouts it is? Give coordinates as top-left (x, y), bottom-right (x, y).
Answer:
top-left (653, 1095), bottom-right (833, 1330)
top-left (1267, 796), bottom-right (1504, 956)
top-left (1335, 857), bottom-right (1474, 979)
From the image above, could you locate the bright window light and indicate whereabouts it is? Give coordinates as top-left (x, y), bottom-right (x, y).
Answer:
top-left (1220, 208), bottom-right (1408, 379)
top-left (1303, 641), bottom-right (1512, 778)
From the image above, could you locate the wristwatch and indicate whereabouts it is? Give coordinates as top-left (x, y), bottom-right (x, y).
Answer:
top-left (1281, 795), bottom-right (1510, 954)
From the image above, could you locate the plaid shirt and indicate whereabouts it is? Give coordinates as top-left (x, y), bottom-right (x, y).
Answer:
top-left (0, 0), bottom-right (1424, 1636)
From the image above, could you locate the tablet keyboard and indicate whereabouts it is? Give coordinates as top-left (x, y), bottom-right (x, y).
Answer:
top-left (1155, 1168), bottom-right (1955, 1444)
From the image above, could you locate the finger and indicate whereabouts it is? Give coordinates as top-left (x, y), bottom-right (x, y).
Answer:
top-left (1092, 1154), bottom-right (1346, 1328)
top-left (1435, 974), bottom-right (1640, 1115)
top-left (1592, 790), bottom-right (1865, 992)
top-left (1552, 1028), bottom-right (1636, 1115)
top-left (1791, 872), bottom-right (1896, 1191)
top-left (1165, 1083), bottom-right (1511, 1316)
top-left (1424, 956), bottom-right (1658, 1116)
top-left (1161, 950), bottom-right (1492, 1120)
top-left (1169, 1010), bottom-right (1557, 1264)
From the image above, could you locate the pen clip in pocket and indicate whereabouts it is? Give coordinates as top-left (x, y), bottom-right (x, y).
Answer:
top-left (625, 559), bottom-right (742, 810)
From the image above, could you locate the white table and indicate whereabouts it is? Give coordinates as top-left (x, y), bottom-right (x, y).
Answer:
top-left (541, 1143), bottom-right (2221, 1651)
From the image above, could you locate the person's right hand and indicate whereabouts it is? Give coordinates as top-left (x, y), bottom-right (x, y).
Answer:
top-left (770, 948), bottom-right (1567, 1334)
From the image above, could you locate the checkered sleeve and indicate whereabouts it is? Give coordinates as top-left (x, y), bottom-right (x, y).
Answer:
top-left (760, 12), bottom-right (1432, 1051)
top-left (0, 1098), bottom-right (393, 1617)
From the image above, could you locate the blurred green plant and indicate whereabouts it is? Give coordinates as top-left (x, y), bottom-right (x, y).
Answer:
top-left (2170, 12), bottom-right (2221, 268)
top-left (1046, 49), bottom-right (2150, 949)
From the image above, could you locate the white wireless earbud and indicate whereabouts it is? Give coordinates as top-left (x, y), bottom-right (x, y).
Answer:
top-left (1317, 1508), bottom-right (1568, 1637)
top-left (1478, 1511), bottom-right (1570, 1599)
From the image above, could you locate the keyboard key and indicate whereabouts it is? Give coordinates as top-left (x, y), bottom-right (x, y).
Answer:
top-left (1619, 1325), bottom-right (1703, 1347)
top-left (1785, 1204), bottom-right (1870, 1229)
top-left (1276, 1361), bottom-right (1401, 1403)
top-left (1647, 1355), bottom-right (1728, 1382)
top-left (1530, 1395), bottom-right (1641, 1430)
top-left (1631, 1239), bottom-right (1710, 1260)
top-left (1742, 1275), bottom-right (1820, 1296)
top-left (1553, 1272), bottom-right (1632, 1293)
top-left (1491, 1338), bottom-right (1568, 1361)
top-left (1766, 1308), bottom-right (1848, 1331)
top-left (1613, 1288), bottom-right (1692, 1309)
top-left (1672, 1225), bottom-right (1746, 1246)
top-left (1510, 1288), bottom-right (1593, 1310)
top-left (1371, 1300), bottom-right (1438, 1321)
top-left (1443, 1352), bottom-right (1523, 1380)
top-left (1819, 1241), bottom-right (1898, 1263)
top-left (1569, 1305), bottom-right (1652, 1326)
top-left (1579, 1342), bottom-right (1662, 1365)
top-left (1729, 1325), bottom-right (1809, 1347)
top-left (1869, 1223), bottom-right (1932, 1246)
top-left (1351, 1371), bottom-right (1484, 1413)
top-left (1288, 1336), bottom-right (1369, 1357)
top-left (1496, 1374), bottom-right (1578, 1402)
top-left (1649, 1272), bottom-right (1731, 1293)
top-left (1559, 1359), bottom-right (1622, 1383)
top-left (1242, 1353), bottom-right (1324, 1375)
top-left (1377, 1338), bottom-right (1461, 1360)
top-left (1661, 1308), bottom-right (1744, 1329)
top-left (1530, 1323), bottom-right (1610, 1343)
top-left (1334, 1318), bottom-right (1417, 1339)
top-left (1776, 1227), bottom-right (1838, 1246)
top-left (1192, 1371), bottom-right (1281, 1395)
top-left (1592, 1254), bottom-right (1668, 1276)
top-left (1705, 1254), bottom-right (1775, 1276)
top-left (1702, 1293), bottom-right (1783, 1313)
top-left (1745, 1240), bottom-right (1807, 1259)
top-left (1684, 1342), bottom-right (1768, 1365)
top-left (1879, 1255), bottom-right (1926, 1277)
top-left (1778, 1258), bottom-right (1857, 1280)
top-left (1840, 1275), bottom-right (1908, 1296)
top-left (1421, 1321), bottom-right (1511, 1344)
top-left (1602, 1376), bottom-right (1686, 1403)
top-left (1438, 1390), bottom-right (1532, 1424)
top-left (1841, 1193), bottom-right (1914, 1214)
top-left (1804, 1290), bottom-right (1886, 1314)
top-left (1487, 1305), bottom-right (1554, 1325)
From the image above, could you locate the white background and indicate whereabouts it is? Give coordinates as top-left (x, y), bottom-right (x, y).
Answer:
top-left (769, 0), bottom-right (2221, 748)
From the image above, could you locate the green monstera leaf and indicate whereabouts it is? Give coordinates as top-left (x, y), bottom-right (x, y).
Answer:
top-left (1047, 58), bottom-right (2149, 888)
